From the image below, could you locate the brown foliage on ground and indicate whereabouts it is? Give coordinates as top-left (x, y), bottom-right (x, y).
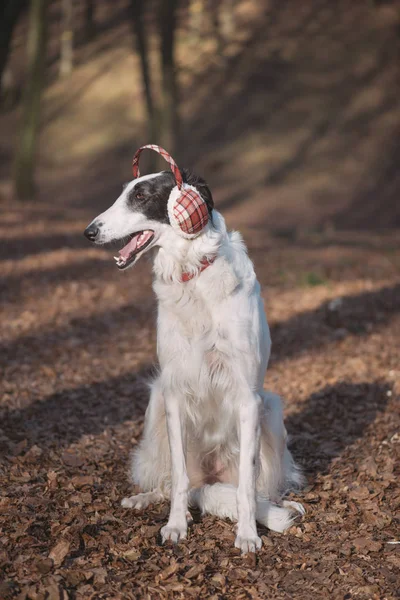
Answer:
top-left (0, 203), bottom-right (399, 599)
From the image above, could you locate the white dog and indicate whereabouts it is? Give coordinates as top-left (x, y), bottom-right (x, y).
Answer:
top-left (84, 157), bottom-right (303, 553)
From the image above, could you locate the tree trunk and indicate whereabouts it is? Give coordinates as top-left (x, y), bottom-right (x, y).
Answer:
top-left (159, 0), bottom-right (179, 155)
top-left (59, 0), bottom-right (73, 77)
top-left (84, 0), bottom-right (96, 40)
top-left (129, 0), bottom-right (158, 168)
top-left (14, 0), bottom-right (49, 200)
top-left (0, 0), bottom-right (27, 96)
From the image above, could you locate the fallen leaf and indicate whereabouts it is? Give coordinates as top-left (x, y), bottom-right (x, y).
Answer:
top-left (36, 558), bottom-right (54, 574)
top-left (71, 475), bottom-right (94, 488)
top-left (159, 560), bottom-right (179, 580)
top-left (122, 548), bottom-right (141, 561)
top-left (47, 471), bottom-right (58, 490)
top-left (352, 536), bottom-right (382, 553)
top-left (386, 555), bottom-right (400, 568)
top-left (61, 451), bottom-right (84, 467)
top-left (49, 539), bottom-right (70, 566)
top-left (211, 573), bottom-right (226, 586)
top-left (360, 456), bottom-right (378, 477)
top-left (349, 486), bottom-right (370, 500)
top-left (23, 445), bottom-right (43, 462)
top-left (44, 581), bottom-right (70, 600)
top-left (185, 564), bottom-right (206, 579)
top-left (92, 567), bottom-right (107, 585)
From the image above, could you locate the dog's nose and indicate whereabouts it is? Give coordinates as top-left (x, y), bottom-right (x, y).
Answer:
top-left (84, 224), bottom-right (99, 242)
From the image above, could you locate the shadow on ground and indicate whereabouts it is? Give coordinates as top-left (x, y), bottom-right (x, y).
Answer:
top-left (1, 282), bottom-right (397, 482)
top-left (0, 365), bottom-right (154, 454)
top-left (0, 256), bottom-right (112, 302)
top-left (286, 380), bottom-right (391, 476)
top-left (1, 373), bottom-right (391, 487)
top-left (1, 280), bottom-right (399, 373)
top-left (270, 281), bottom-right (400, 362)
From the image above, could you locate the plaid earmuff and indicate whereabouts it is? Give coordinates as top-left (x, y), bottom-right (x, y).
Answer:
top-left (132, 144), bottom-right (210, 239)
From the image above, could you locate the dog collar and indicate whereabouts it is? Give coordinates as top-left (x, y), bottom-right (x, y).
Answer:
top-left (180, 257), bottom-right (216, 283)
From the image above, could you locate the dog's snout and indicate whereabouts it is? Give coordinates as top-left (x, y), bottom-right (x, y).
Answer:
top-left (84, 224), bottom-right (99, 242)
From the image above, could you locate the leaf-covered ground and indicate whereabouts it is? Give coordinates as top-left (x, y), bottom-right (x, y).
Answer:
top-left (1, 0), bottom-right (400, 598)
top-left (1, 203), bottom-right (399, 599)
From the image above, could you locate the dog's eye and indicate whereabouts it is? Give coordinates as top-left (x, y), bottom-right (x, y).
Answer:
top-left (135, 192), bottom-right (145, 200)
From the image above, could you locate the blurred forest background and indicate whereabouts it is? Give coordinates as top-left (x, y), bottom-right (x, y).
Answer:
top-left (1, 1), bottom-right (400, 599)
top-left (1, 0), bottom-right (399, 229)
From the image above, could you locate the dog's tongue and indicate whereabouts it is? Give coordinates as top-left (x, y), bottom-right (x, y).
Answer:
top-left (118, 230), bottom-right (153, 260)
top-left (118, 235), bottom-right (139, 260)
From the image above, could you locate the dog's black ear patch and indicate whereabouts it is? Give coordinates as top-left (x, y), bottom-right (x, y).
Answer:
top-left (126, 172), bottom-right (175, 223)
top-left (181, 168), bottom-right (214, 214)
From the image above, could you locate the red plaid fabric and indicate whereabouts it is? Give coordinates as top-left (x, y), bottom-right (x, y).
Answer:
top-left (131, 144), bottom-right (209, 237)
top-left (173, 187), bottom-right (209, 235)
top-left (132, 144), bottom-right (183, 189)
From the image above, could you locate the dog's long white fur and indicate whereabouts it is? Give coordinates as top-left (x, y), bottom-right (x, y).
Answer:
top-left (90, 174), bottom-right (304, 553)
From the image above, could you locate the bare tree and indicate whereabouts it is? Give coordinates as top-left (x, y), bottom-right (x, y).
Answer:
top-left (84, 0), bottom-right (96, 40)
top-left (60, 0), bottom-right (73, 77)
top-left (14, 0), bottom-right (49, 200)
top-left (0, 0), bottom-right (27, 97)
top-left (129, 0), bottom-right (179, 158)
top-left (129, 0), bottom-right (158, 165)
top-left (158, 0), bottom-right (179, 155)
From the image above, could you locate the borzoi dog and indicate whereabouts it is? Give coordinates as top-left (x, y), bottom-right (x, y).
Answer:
top-left (84, 145), bottom-right (303, 553)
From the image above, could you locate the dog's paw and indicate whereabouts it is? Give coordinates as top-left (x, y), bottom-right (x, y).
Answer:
top-left (234, 533), bottom-right (262, 554)
top-left (161, 523), bottom-right (187, 544)
top-left (121, 496), bottom-right (140, 509)
top-left (121, 491), bottom-right (162, 510)
top-left (282, 500), bottom-right (306, 516)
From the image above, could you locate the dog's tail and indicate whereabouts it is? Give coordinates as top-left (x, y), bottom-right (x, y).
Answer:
top-left (189, 483), bottom-right (305, 533)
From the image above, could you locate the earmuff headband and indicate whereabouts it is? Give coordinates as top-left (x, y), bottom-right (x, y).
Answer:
top-left (132, 144), bottom-right (183, 189)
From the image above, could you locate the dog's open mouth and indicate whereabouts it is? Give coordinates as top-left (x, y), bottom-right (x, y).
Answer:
top-left (114, 230), bottom-right (154, 270)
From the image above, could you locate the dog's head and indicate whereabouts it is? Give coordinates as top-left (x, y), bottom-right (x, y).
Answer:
top-left (84, 169), bottom-right (214, 270)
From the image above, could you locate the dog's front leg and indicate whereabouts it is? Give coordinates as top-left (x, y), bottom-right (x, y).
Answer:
top-left (161, 392), bottom-right (189, 543)
top-left (236, 392), bottom-right (262, 553)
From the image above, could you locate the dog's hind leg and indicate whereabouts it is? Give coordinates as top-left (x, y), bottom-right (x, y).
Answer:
top-left (121, 378), bottom-right (172, 509)
top-left (257, 390), bottom-right (304, 500)
top-left (188, 390), bottom-right (304, 536)
top-left (121, 490), bottom-right (164, 509)
top-left (189, 484), bottom-right (304, 533)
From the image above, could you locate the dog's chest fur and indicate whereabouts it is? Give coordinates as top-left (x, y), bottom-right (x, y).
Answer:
top-left (160, 291), bottom-right (238, 448)
top-left (150, 226), bottom-right (269, 447)
top-left (154, 257), bottom-right (242, 404)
